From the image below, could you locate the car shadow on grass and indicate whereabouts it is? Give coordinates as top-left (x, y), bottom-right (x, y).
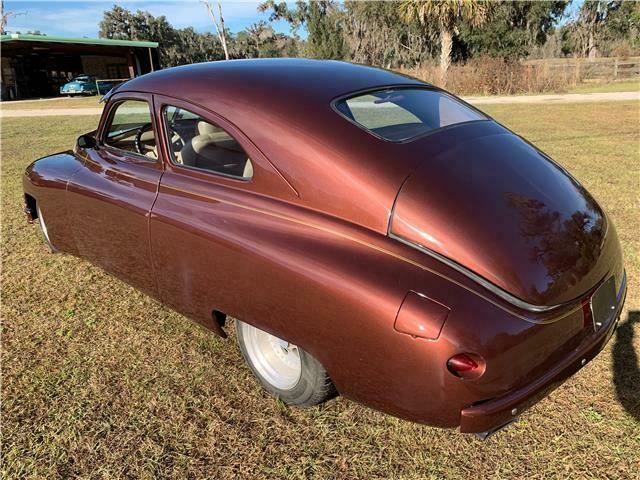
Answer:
top-left (612, 310), bottom-right (640, 423)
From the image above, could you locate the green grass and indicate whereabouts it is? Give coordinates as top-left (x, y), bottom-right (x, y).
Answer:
top-left (0, 95), bottom-right (104, 110)
top-left (568, 79), bottom-right (640, 94)
top-left (2, 102), bottom-right (639, 479)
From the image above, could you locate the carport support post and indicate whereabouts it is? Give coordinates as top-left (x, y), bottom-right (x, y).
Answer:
top-left (148, 47), bottom-right (154, 71)
top-left (126, 50), bottom-right (135, 78)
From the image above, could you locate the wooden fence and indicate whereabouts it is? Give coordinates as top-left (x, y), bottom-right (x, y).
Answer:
top-left (525, 57), bottom-right (640, 81)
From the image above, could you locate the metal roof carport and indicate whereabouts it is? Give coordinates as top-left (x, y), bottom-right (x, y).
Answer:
top-left (0, 34), bottom-right (159, 100)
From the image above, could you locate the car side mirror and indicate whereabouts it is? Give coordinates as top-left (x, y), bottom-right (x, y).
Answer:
top-left (77, 134), bottom-right (96, 149)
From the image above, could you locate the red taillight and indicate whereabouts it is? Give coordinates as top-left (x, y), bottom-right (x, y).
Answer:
top-left (447, 353), bottom-right (485, 379)
top-left (581, 297), bottom-right (593, 329)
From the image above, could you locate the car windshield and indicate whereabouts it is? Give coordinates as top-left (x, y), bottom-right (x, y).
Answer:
top-left (334, 88), bottom-right (487, 142)
top-left (72, 76), bottom-right (92, 82)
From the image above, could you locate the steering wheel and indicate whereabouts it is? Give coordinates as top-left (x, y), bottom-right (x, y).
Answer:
top-left (167, 124), bottom-right (186, 155)
top-left (134, 122), bottom-right (154, 155)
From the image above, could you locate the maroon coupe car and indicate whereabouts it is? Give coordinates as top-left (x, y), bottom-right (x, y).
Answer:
top-left (23, 59), bottom-right (626, 438)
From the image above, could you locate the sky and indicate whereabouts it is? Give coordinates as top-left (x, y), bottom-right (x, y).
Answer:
top-left (2, 0), bottom-right (297, 37)
top-left (3, 0), bottom-right (582, 39)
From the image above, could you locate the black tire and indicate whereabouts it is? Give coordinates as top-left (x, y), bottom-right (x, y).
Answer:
top-left (236, 319), bottom-right (337, 407)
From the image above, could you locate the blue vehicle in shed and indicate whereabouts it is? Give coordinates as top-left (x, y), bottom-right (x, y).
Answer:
top-left (60, 75), bottom-right (113, 96)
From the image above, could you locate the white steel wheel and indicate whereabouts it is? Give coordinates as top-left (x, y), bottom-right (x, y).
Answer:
top-left (240, 321), bottom-right (302, 390)
top-left (236, 320), bottom-right (337, 406)
top-left (37, 204), bottom-right (56, 252)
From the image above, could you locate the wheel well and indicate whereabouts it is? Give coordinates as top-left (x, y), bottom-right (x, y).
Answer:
top-left (213, 310), bottom-right (227, 330)
top-left (24, 194), bottom-right (38, 220)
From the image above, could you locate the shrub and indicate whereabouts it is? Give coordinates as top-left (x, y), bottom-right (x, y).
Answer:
top-left (399, 56), bottom-right (580, 96)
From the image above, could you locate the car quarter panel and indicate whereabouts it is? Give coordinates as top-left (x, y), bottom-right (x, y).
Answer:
top-left (148, 163), bottom-right (601, 428)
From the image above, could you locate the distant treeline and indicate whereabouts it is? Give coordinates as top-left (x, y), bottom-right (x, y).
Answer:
top-left (98, 1), bottom-right (639, 74)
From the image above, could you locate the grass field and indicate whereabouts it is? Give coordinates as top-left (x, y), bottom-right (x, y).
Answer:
top-left (2, 101), bottom-right (639, 479)
top-left (0, 95), bottom-right (103, 110)
top-left (568, 79), bottom-right (640, 94)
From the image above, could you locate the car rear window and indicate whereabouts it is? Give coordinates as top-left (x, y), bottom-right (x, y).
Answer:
top-left (333, 88), bottom-right (487, 142)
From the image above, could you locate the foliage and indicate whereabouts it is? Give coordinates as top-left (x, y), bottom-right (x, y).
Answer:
top-left (457, 1), bottom-right (568, 59)
top-left (235, 21), bottom-right (298, 58)
top-left (563, 1), bottom-right (640, 58)
top-left (342, 0), bottom-right (437, 67)
top-left (96, 1), bottom-right (639, 71)
top-left (400, 0), bottom-right (492, 85)
top-left (99, 4), bottom-right (296, 67)
top-left (258, 0), bottom-right (346, 59)
top-left (401, 56), bottom-right (580, 95)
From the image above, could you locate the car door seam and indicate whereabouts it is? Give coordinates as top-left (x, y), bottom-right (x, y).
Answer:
top-left (148, 170), bottom-right (165, 301)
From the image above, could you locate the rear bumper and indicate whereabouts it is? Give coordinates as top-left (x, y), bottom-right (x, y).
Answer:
top-left (460, 272), bottom-right (627, 434)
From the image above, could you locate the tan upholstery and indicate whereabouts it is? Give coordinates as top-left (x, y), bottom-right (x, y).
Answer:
top-left (198, 121), bottom-right (218, 135)
top-left (179, 120), bottom-right (252, 178)
top-left (242, 160), bottom-right (253, 179)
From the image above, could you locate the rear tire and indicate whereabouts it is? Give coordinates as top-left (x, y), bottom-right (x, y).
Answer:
top-left (236, 319), bottom-right (336, 406)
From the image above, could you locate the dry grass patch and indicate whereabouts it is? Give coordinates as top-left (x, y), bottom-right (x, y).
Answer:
top-left (2, 102), bottom-right (639, 479)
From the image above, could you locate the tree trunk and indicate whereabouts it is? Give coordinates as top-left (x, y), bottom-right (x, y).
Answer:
top-left (217, 2), bottom-right (229, 61)
top-left (440, 26), bottom-right (453, 87)
top-left (587, 29), bottom-right (596, 62)
top-left (203, 1), bottom-right (229, 60)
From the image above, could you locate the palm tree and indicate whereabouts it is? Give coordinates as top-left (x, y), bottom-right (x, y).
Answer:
top-left (400, 0), bottom-right (490, 86)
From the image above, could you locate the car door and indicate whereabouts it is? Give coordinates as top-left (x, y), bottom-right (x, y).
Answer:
top-left (149, 95), bottom-right (297, 332)
top-left (66, 92), bottom-right (163, 298)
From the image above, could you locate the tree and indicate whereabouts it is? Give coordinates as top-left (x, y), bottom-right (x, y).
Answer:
top-left (343, 0), bottom-right (437, 67)
top-left (576, 0), bottom-right (639, 58)
top-left (562, 1), bottom-right (633, 59)
top-left (457, 1), bottom-right (567, 59)
top-left (236, 21), bottom-right (278, 58)
top-left (258, 0), bottom-right (346, 59)
top-left (580, 1), bottom-right (614, 60)
top-left (202, 1), bottom-right (230, 60)
top-left (400, 0), bottom-right (491, 85)
top-left (99, 5), bottom-right (225, 67)
top-left (1, 0), bottom-right (25, 34)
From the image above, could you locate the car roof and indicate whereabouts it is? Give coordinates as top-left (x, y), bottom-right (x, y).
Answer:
top-left (118, 58), bottom-right (425, 110)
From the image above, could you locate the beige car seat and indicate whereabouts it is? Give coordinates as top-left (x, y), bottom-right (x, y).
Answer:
top-left (180, 121), bottom-right (252, 178)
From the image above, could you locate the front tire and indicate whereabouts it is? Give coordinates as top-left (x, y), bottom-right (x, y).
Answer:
top-left (236, 320), bottom-right (336, 406)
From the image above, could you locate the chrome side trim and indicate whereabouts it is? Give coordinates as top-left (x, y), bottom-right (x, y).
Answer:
top-left (388, 233), bottom-right (561, 313)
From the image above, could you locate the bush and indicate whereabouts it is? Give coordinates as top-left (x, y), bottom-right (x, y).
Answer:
top-left (399, 57), bottom-right (580, 96)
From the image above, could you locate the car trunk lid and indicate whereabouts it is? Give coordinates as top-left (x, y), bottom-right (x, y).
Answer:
top-left (389, 129), bottom-right (618, 308)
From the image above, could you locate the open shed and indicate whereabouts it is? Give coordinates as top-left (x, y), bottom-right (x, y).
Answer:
top-left (0, 34), bottom-right (159, 100)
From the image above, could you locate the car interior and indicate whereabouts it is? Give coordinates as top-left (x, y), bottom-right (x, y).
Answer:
top-left (103, 100), bottom-right (159, 159)
top-left (335, 88), bottom-right (486, 142)
top-left (103, 101), bottom-right (253, 180)
top-left (164, 106), bottom-right (253, 179)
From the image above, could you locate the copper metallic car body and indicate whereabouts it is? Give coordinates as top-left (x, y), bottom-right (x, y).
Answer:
top-left (23, 59), bottom-right (626, 434)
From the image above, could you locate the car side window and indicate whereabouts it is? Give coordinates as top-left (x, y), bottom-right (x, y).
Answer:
top-left (104, 100), bottom-right (157, 159)
top-left (162, 105), bottom-right (253, 180)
